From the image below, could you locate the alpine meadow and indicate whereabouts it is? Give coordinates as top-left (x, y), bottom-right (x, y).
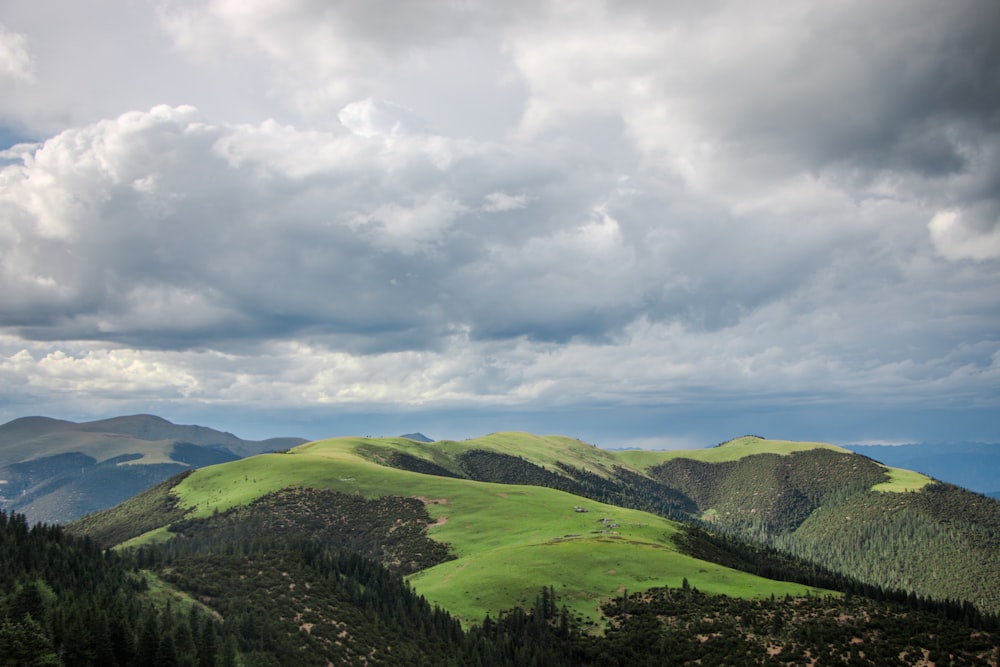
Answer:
top-left (2, 0), bottom-right (999, 665)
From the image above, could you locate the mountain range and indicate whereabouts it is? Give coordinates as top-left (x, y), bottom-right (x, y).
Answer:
top-left (5, 414), bottom-right (999, 527)
top-left (0, 414), bottom-right (306, 523)
top-left (4, 422), bottom-right (999, 664)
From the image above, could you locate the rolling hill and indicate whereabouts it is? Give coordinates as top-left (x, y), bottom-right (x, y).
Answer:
top-left (0, 414), bottom-right (306, 523)
top-left (74, 433), bottom-right (1000, 617)
top-left (59, 430), bottom-right (1000, 664)
top-left (75, 435), bottom-right (830, 628)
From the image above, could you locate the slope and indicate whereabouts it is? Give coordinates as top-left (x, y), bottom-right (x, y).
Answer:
top-left (74, 431), bottom-right (1000, 618)
top-left (77, 435), bottom-right (830, 626)
top-left (629, 437), bottom-right (999, 614)
top-left (359, 433), bottom-right (1000, 615)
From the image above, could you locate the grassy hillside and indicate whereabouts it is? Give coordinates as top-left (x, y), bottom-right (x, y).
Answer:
top-left (204, 443), bottom-right (828, 624)
top-left (73, 431), bottom-right (1000, 622)
top-left (619, 436), bottom-right (851, 465)
top-left (77, 436), bottom-right (831, 626)
top-left (631, 438), bottom-right (997, 614)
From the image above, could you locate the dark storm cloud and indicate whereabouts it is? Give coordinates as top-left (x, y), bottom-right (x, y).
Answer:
top-left (725, 1), bottom-right (1000, 177)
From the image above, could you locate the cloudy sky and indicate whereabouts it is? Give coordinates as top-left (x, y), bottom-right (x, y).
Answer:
top-left (0, 1), bottom-right (998, 447)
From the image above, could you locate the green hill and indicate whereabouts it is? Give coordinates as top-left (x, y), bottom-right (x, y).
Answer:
top-left (62, 431), bottom-right (1000, 665)
top-left (73, 432), bottom-right (1000, 621)
top-left (77, 435), bottom-right (827, 626)
top-left (631, 438), bottom-right (1000, 614)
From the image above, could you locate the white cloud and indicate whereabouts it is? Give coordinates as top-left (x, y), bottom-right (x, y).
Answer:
top-left (0, 23), bottom-right (33, 82)
top-left (928, 209), bottom-right (1000, 262)
top-left (482, 192), bottom-right (527, 213)
top-left (348, 193), bottom-right (467, 255)
top-left (338, 98), bottom-right (427, 139)
top-left (1, 339), bottom-right (199, 400)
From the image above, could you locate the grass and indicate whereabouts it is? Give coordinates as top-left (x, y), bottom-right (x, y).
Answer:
top-left (617, 436), bottom-right (850, 467)
top-left (615, 437), bottom-right (928, 495)
top-left (410, 536), bottom-right (826, 627)
top-left (139, 570), bottom-right (223, 620)
top-left (115, 526), bottom-right (174, 550)
top-left (871, 466), bottom-right (933, 492)
top-left (444, 432), bottom-right (627, 476)
top-left (167, 437), bottom-right (833, 626)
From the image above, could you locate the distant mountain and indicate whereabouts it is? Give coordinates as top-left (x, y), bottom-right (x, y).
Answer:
top-left (0, 414), bottom-right (306, 523)
top-left (843, 442), bottom-right (1000, 496)
top-left (400, 432), bottom-right (434, 442)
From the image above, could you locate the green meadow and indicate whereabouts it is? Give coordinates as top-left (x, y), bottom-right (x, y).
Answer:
top-left (162, 436), bottom-right (832, 625)
top-left (616, 436), bottom-right (850, 467)
top-left (871, 465), bottom-right (933, 492)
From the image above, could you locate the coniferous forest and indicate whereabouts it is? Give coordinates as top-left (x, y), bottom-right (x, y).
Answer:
top-left (0, 510), bottom-right (233, 666)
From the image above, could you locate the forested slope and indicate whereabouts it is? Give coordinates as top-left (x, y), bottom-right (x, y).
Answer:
top-left (0, 510), bottom-right (233, 666)
top-left (49, 488), bottom-right (1000, 666)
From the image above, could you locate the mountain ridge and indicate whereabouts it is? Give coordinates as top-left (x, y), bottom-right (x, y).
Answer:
top-left (73, 431), bottom-right (1000, 624)
top-left (0, 414), bottom-right (307, 523)
top-left (76, 434), bottom-right (842, 626)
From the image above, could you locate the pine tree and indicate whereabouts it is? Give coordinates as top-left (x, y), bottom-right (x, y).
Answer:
top-left (0, 615), bottom-right (59, 667)
top-left (154, 632), bottom-right (179, 667)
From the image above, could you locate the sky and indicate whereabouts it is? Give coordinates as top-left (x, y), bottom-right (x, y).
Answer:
top-left (0, 1), bottom-right (998, 448)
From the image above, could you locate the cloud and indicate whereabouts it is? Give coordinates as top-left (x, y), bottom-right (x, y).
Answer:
top-left (512, 2), bottom-right (1000, 189)
top-left (338, 98), bottom-right (427, 138)
top-left (929, 209), bottom-right (1000, 261)
top-left (0, 1), bottom-right (997, 443)
top-left (0, 23), bottom-right (33, 83)
top-left (0, 104), bottom-right (621, 350)
top-left (155, 0), bottom-right (536, 123)
top-left (481, 192), bottom-right (528, 213)
top-left (2, 99), bottom-right (997, 369)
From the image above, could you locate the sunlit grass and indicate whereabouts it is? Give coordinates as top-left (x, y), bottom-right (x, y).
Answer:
top-left (410, 536), bottom-right (829, 626)
top-left (617, 436), bottom-right (850, 467)
top-left (166, 437), bottom-right (834, 625)
top-left (116, 526), bottom-right (173, 550)
top-left (871, 466), bottom-right (933, 492)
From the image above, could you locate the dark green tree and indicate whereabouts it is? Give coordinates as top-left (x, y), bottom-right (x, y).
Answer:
top-left (0, 615), bottom-right (59, 667)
